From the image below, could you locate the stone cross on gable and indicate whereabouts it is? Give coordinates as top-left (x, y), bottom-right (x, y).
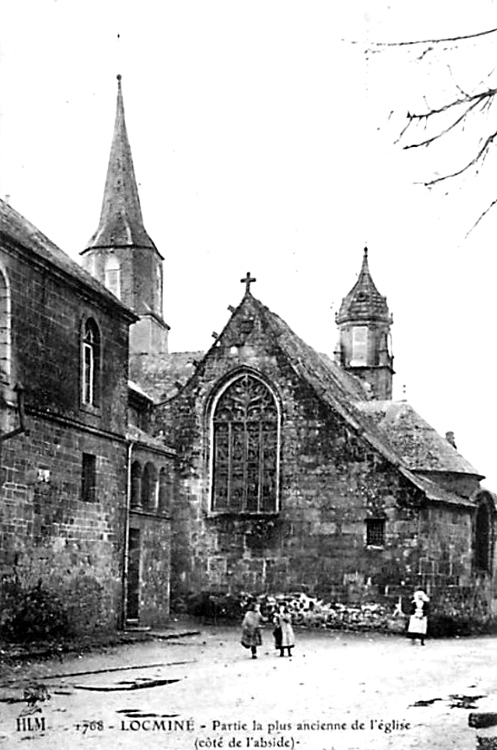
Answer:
top-left (241, 272), bottom-right (256, 294)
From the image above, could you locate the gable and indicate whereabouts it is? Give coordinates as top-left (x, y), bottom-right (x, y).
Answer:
top-left (154, 292), bottom-right (478, 510)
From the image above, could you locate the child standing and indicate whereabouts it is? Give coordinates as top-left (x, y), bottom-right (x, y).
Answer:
top-left (273, 604), bottom-right (295, 657)
top-left (407, 590), bottom-right (430, 646)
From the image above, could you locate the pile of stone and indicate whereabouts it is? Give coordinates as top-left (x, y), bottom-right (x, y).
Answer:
top-left (184, 590), bottom-right (407, 633)
top-left (256, 592), bottom-right (406, 633)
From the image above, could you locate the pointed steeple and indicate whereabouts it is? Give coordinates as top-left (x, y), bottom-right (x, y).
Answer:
top-left (336, 248), bottom-right (390, 325)
top-left (86, 75), bottom-right (156, 251)
top-left (335, 248), bottom-right (394, 400)
top-left (81, 75), bottom-right (169, 359)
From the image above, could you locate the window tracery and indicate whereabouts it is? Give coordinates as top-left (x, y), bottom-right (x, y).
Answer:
top-left (211, 373), bottom-right (279, 514)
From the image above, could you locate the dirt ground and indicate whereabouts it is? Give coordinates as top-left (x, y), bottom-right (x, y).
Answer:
top-left (0, 624), bottom-right (495, 750)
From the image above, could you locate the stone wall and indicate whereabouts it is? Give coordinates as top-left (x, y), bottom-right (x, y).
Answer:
top-left (5, 248), bottom-right (129, 433)
top-left (0, 240), bottom-right (132, 634)
top-left (127, 443), bottom-right (174, 627)
top-left (157, 300), bottom-right (476, 619)
top-left (128, 512), bottom-right (171, 627)
top-left (0, 415), bottom-right (127, 633)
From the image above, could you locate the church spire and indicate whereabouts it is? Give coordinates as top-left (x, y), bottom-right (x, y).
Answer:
top-left (336, 248), bottom-right (390, 325)
top-left (335, 248), bottom-right (394, 400)
top-left (86, 75), bottom-right (156, 251)
top-left (81, 75), bottom-right (169, 359)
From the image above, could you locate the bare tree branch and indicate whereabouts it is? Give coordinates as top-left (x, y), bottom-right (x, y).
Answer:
top-left (396, 88), bottom-right (496, 150)
top-left (359, 23), bottom-right (497, 232)
top-left (419, 126), bottom-right (497, 186)
top-left (407, 87), bottom-right (497, 119)
top-left (402, 98), bottom-right (482, 150)
top-left (346, 25), bottom-right (497, 48)
top-left (418, 46), bottom-right (434, 61)
top-left (447, 64), bottom-right (472, 98)
top-left (466, 196), bottom-right (497, 236)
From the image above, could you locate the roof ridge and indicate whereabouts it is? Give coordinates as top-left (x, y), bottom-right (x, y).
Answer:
top-left (0, 198), bottom-right (136, 319)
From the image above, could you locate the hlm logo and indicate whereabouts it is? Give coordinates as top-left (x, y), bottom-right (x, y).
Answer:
top-left (16, 715), bottom-right (46, 732)
top-left (16, 683), bottom-right (50, 733)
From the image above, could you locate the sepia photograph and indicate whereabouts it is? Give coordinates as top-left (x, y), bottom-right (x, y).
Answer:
top-left (1, 2), bottom-right (497, 748)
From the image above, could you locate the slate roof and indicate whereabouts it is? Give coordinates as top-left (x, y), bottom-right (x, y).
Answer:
top-left (126, 424), bottom-right (175, 455)
top-left (181, 290), bottom-right (480, 508)
top-left (356, 400), bottom-right (481, 476)
top-left (336, 247), bottom-right (390, 324)
top-left (133, 351), bottom-right (204, 403)
top-left (128, 379), bottom-right (154, 402)
top-left (317, 352), bottom-right (371, 401)
top-left (259, 299), bottom-right (481, 502)
top-left (403, 472), bottom-right (475, 508)
top-left (84, 76), bottom-right (158, 254)
top-left (0, 198), bottom-right (136, 320)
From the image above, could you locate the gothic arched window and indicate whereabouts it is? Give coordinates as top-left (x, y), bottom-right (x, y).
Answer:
top-left (211, 373), bottom-right (279, 514)
top-left (82, 318), bottom-right (100, 406)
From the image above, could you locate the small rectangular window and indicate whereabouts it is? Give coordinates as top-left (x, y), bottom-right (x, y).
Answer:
top-left (81, 453), bottom-right (97, 502)
top-left (351, 326), bottom-right (368, 366)
top-left (366, 518), bottom-right (385, 546)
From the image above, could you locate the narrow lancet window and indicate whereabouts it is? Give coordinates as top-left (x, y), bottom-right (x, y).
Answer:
top-left (0, 267), bottom-right (11, 385)
top-left (82, 319), bottom-right (100, 406)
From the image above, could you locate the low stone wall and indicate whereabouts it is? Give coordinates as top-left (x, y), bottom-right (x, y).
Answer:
top-left (179, 590), bottom-right (407, 633)
top-left (179, 589), bottom-right (497, 636)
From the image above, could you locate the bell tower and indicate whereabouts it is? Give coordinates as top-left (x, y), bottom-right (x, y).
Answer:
top-left (335, 248), bottom-right (394, 400)
top-left (81, 75), bottom-right (169, 357)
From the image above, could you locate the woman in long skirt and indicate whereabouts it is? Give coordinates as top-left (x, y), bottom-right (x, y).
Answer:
top-left (241, 602), bottom-right (264, 659)
top-left (273, 605), bottom-right (295, 657)
top-left (407, 590), bottom-right (429, 646)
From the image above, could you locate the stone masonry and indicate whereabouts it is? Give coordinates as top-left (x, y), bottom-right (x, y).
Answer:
top-left (155, 290), bottom-right (481, 621)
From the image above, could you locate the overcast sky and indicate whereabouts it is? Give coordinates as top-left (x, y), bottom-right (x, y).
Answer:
top-left (1, 1), bottom-right (497, 487)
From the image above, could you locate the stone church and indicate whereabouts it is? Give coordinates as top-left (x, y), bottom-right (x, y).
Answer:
top-left (0, 75), bottom-right (495, 635)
